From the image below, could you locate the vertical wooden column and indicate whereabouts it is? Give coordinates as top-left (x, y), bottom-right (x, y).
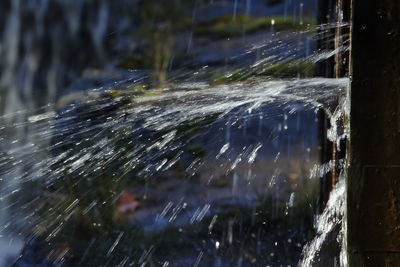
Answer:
top-left (334, 0), bottom-right (351, 78)
top-left (348, 0), bottom-right (400, 265)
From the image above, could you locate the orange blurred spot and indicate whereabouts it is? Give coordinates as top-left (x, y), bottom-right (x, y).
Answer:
top-left (116, 191), bottom-right (139, 214)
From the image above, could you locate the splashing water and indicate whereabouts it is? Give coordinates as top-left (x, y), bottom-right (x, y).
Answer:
top-left (299, 176), bottom-right (346, 266)
top-left (0, 76), bottom-right (348, 265)
top-left (0, 1), bottom-right (352, 265)
top-left (299, 77), bottom-right (350, 267)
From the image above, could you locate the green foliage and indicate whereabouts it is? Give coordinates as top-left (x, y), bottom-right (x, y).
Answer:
top-left (117, 55), bottom-right (147, 70)
top-left (208, 59), bottom-right (315, 84)
top-left (257, 60), bottom-right (316, 78)
top-left (130, 0), bottom-right (196, 85)
top-left (196, 15), bottom-right (316, 39)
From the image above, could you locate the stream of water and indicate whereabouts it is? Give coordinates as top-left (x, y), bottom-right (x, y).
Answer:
top-left (0, 1), bottom-right (351, 266)
top-left (0, 76), bottom-right (349, 266)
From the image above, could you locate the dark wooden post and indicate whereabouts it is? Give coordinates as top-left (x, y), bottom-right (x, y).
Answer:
top-left (347, 0), bottom-right (400, 265)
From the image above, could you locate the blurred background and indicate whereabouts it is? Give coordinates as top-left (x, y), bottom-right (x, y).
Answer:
top-left (0, 0), bottom-right (318, 114)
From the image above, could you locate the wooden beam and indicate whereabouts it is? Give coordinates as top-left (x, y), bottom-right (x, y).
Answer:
top-left (347, 0), bottom-right (400, 265)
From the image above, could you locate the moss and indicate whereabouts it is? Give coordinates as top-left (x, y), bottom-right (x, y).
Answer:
top-left (209, 60), bottom-right (315, 84)
top-left (196, 15), bottom-right (316, 39)
top-left (257, 60), bottom-right (316, 78)
top-left (137, 89), bottom-right (163, 98)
